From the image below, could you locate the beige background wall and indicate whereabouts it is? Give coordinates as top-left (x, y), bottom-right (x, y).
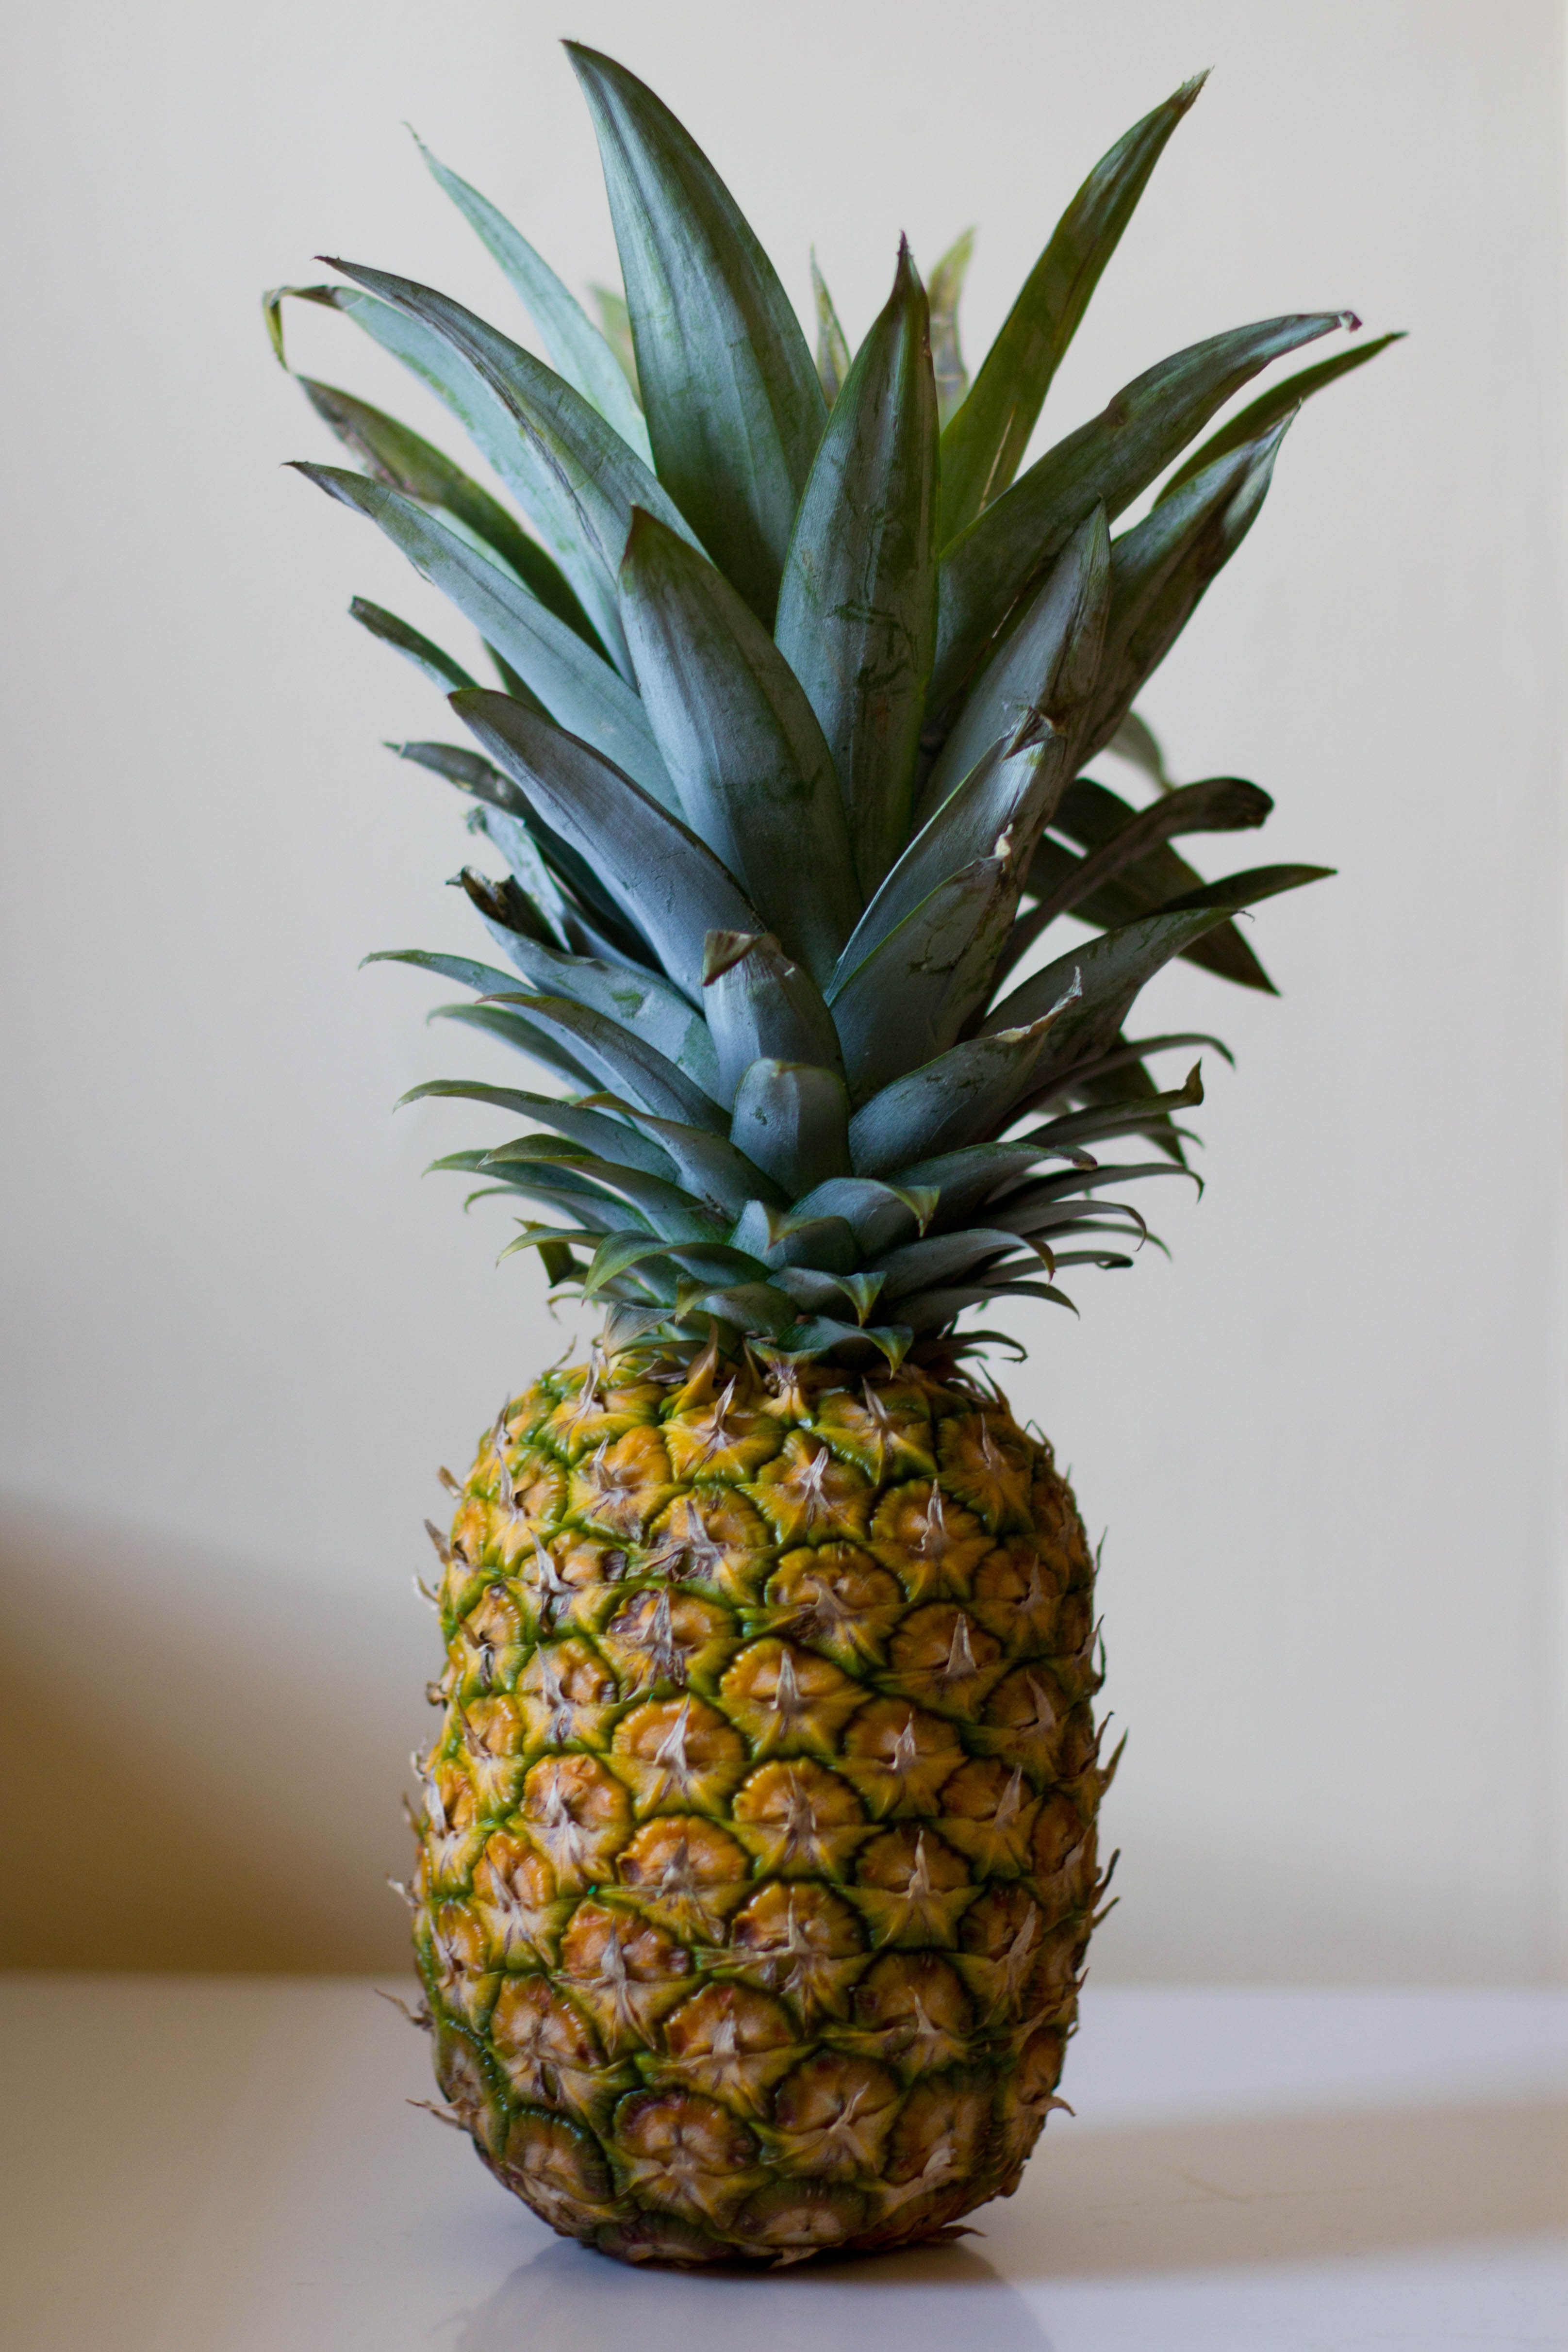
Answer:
top-left (1, 0), bottom-right (1564, 1979)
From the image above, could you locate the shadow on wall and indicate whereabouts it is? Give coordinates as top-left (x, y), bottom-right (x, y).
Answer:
top-left (0, 1491), bottom-right (425, 1970)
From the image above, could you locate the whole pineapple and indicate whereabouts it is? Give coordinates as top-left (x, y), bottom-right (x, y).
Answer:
top-left (270, 44), bottom-right (1393, 2264)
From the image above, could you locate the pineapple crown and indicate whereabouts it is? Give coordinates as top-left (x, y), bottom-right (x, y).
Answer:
top-left (268, 44), bottom-right (1397, 1370)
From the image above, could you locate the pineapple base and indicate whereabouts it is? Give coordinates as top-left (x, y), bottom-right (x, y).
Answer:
top-left (410, 1336), bottom-right (1113, 2266)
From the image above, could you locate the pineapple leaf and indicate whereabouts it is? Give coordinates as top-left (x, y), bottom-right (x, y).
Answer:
top-left (588, 285), bottom-right (641, 401)
top-left (404, 1081), bottom-right (679, 1180)
top-left (396, 740), bottom-right (646, 951)
top-left (452, 688), bottom-right (762, 1000)
top-left (291, 466), bottom-right (674, 802)
top-left (1071, 421), bottom-right (1293, 770)
top-left (701, 932), bottom-right (844, 1102)
top-left (830, 855), bottom-right (1018, 1103)
top-left (918, 508), bottom-right (1111, 821)
top-left (567, 43), bottom-right (827, 625)
top-left (1007, 773), bottom-right (1272, 976)
top-left (809, 253), bottom-right (852, 407)
top-left (901, 1278), bottom-right (1079, 1328)
top-left (727, 1203), bottom-right (859, 1274)
top-left (847, 1004), bottom-right (1074, 1177)
top-left (1030, 777), bottom-right (1274, 993)
top-left (413, 134), bottom-right (654, 463)
top-left (577, 1097), bottom-right (790, 1219)
top-left (1033, 1062), bottom-right (1205, 1146)
top-left (885, 1137), bottom-right (1102, 1219)
top-left (926, 229), bottom-right (975, 432)
top-left (782, 1178), bottom-right (940, 1255)
top-left (847, 727), bottom-right (1068, 987)
top-left (298, 377), bottom-right (600, 645)
top-left (349, 598), bottom-right (477, 694)
top-left (874, 1225), bottom-right (1054, 1299)
top-left (940, 75), bottom-right (1206, 542)
top-left (366, 948), bottom-right (530, 997)
top-left (480, 962), bottom-right (720, 1098)
top-left (775, 241), bottom-right (939, 895)
top-left (1159, 329), bottom-right (1405, 502)
top-left (933, 310), bottom-right (1352, 708)
top-left (274, 283), bottom-right (628, 662)
top-left (1108, 709), bottom-right (1176, 789)
top-left (460, 992), bottom-right (725, 1132)
top-left (730, 1060), bottom-right (853, 1196)
top-left (480, 1138), bottom-right (722, 1237)
top-left (673, 1280), bottom-right (801, 1339)
top-left (581, 1233), bottom-right (772, 1299)
top-left (990, 863), bottom-right (1335, 1077)
top-left (619, 509), bottom-right (861, 982)
top-left (320, 258), bottom-right (702, 648)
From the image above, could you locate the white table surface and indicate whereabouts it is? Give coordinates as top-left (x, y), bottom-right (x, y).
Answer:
top-left (3, 1976), bottom-right (1564, 2351)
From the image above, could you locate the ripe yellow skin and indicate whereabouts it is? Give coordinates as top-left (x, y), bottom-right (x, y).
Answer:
top-left (411, 1339), bottom-right (1114, 2266)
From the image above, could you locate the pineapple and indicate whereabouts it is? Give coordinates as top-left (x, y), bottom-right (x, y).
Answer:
top-left (269, 44), bottom-right (1394, 2265)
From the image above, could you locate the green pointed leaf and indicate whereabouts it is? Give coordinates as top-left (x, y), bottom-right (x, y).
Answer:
top-left (298, 376), bottom-right (599, 641)
top-left (404, 1079), bottom-right (679, 1179)
top-left (728, 1203), bottom-right (858, 1275)
top-left (619, 509), bottom-right (861, 981)
top-left (1007, 773), bottom-right (1272, 978)
top-left (882, 1136), bottom-right (1096, 1220)
top-left (840, 723), bottom-right (1069, 988)
top-left (920, 505), bottom-right (1110, 821)
top-left (730, 1060), bottom-right (852, 1196)
top-left (588, 284), bottom-right (641, 401)
top-left (322, 257), bottom-right (704, 650)
top-left (775, 242), bottom-right (939, 894)
top-left (899, 1277), bottom-right (1078, 1330)
top-left (1034, 1061), bottom-right (1205, 1147)
top-left (810, 253), bottom-right (852, 407)
top-left (1107, 709), bottom-right (1176, 789)
top-left (782, 1178), bottom-right (940, 1255)
top-left (273, 282), bottom-right (629, 663)
top-left (940, 76), bottom-right (1206, 542)
top-left (481, 966), bottom-right (719, 1100)
top-left (498, 1223), bottom-right (618, 1268)
top-left (831, 855), bottom-right (1015, 1103)
top-left (452, 688), bottom-right (762, 1001)
top-left (415, 135), bottom-right (654, 463)
top-left (701, 931), bottom-right (843, 1101)
top-left (467, 992), bottom-right (725, 1132)
top-left (987, 864), bottom-right (1335, 1077)
top-left (566, 43), bottom-right (827, 625)
top-left (366, 947), bottom-right (528, 997)
top-left (579, 1097), bottom-right (788, 1220)
top-left (933, 311), bottom-right (1352, 707)
top-left (291, 465), bottom-right (674, 802)
top-left (396, 740), bottom-right (659, 960)
top-left (482, 641), bottom-right (550, 712)
top-left (1158, 329), bottom-right (1404, 502)
top-left (422, 1001), bottom-right (599, 1087)
top-left (847, 1004), bottom-right (1074, 1177)
top-left (1032, 776), bottom-right (1274, 993)
top-left (480, 1136), bottom-right (720, 1238)
top-left (926, 229), bottom-right (975, 432)
top-left (1070, 423), bottom-right (1292, 770)
top-left (672, 1280), bottom-right (801, 1339)
top-left (454, 856), bottom-right (568, 956)
top-left (582, 1232), bottom-right (772, 1301)
top-left (875, 1226), bottom-right (1053, 1299)
top-left (348, 598), bottom-right (477, 694)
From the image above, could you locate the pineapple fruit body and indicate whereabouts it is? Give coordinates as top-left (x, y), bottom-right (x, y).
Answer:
top-left (413, 1341), bottom-right (1113, 2265)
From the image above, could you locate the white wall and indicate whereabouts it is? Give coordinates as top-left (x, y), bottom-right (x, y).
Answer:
top-left (1, 0), bottom-right (1563, 1978)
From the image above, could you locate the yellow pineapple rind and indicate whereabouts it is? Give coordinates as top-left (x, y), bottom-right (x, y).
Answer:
top-left (411, 1342), bottom-right (1111, 2266)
